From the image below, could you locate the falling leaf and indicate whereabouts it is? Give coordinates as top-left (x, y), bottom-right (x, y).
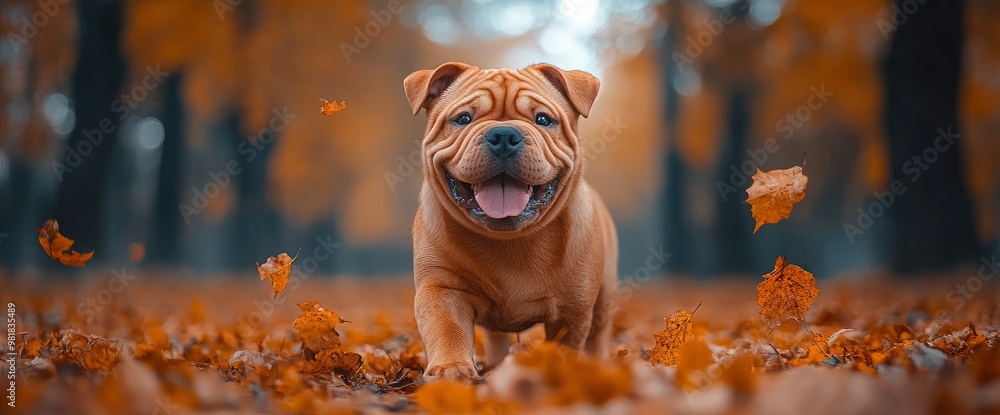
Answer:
top-left (745, 165), bottom-right (808, 233)
top-left (756, 257), bottom-right (820, 330)
top-left (675, 338), bottom-right (715, 390)
top-left (257, 251), bottom-right (298, 298)
top-left (37, 219), bottom-right (94, 267)
top-left (320, 98), bottom-right (347, 116)
top-left (648, 302), bottom-right (701, 366)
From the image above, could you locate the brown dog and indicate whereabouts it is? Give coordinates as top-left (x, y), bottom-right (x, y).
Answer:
top-left (403, 62), bottom-right (618, 378)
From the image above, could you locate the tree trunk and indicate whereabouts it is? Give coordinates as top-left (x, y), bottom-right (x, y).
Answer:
top-left (51, 0), bottom-right (125, 264)
top-left (148, 74), bottom-right (185, 265)
top-left (883, 0), bottom-right (981, 272)
top-left (713, 89), bottom-right (754, 274)
top-left (660, 0), bottom-right (692, 274)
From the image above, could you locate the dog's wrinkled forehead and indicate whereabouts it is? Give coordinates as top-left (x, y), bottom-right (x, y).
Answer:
top-left (403, 62), bottom-right (600, 120)
top-left (430, 68), bottom-right (571, 121)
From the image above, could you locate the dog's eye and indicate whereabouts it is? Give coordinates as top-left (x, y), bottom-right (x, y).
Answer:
top-left (453, 112), bottom-right (473, 126)
top-left (534, 113), bottom-right (554, 127)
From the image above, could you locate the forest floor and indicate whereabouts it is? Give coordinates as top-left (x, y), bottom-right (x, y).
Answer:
top-left (4, 268), bottom-right (1000, 414)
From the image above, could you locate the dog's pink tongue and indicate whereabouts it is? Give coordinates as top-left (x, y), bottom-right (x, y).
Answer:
top-left (474, 176), bottom-right (531, 219)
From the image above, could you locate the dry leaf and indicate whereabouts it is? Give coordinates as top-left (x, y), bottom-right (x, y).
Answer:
top-left (720, 353), bottom-right (757, 393)
top-left (301, 349), bottom-right (362, 375)
top-left (320, 98), bottom-right (347, 116)
top-left (756, 256), bottom-right (820, 330)
top-left (78, 339), bottom-right (121, 372)
top-left (37, 219), bottom-right (94, 267)
top-left (745, 166), bottom-right (808, 233)
top-left (648, 303), bottom-right (700, 366)
top-left (513, 342), bottom-right (632, 406)
top-left (675, 338), bottom-right (714, 390)
top-left (293, 301), bottom-right (347, 353)
top-left (414, 381), bottom-right (482, 415)
top-left (257, 251), bottom-right (298, 298)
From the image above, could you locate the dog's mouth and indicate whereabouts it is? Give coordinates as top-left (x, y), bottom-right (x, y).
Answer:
top-left (446, 170), bottom-right (559, 221)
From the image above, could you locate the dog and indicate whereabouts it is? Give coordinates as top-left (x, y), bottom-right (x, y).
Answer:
top-left (403, 62), bottom-right (618, 379)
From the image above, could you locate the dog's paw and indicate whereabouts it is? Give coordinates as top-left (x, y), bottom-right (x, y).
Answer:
top-left (424, 361), bottom-right (479, 380)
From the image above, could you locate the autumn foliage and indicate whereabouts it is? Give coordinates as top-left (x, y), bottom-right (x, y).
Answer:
top-left (36, 219), bottom-right (94, 267)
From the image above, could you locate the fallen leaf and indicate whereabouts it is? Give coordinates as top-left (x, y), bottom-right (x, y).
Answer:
top-left (320, 98), bottom-right (347, 116)
top-left (293, 301), bottom-right (347, 353)
top-left (37, 219), bottom-right (94, 267)
top-left (675, 337), bottom-right (715, 390)
top-left (648, 302), bottom-right (701, 366)
top-left (745, 165), bottom-right (808, 233)
top-left (513, 342), bottom-right (632, 406)
top-left (720, 353), bottom-right (757, 393)
top-left (756, 256), bottom-right (820, 330)
top-left (414, 381), bottom-right (482, 415)
top-left (302, 349), bottom-right (363, 376)
top-left (77, 339), bottom-right (120, 372)
top-left (257, 251), bottom-right (298, 298)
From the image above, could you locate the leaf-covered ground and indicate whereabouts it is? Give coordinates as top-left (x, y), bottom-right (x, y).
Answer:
top-left (5, 269), bottom-right (1000, 414)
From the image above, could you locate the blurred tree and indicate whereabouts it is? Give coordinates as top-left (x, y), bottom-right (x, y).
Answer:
top-left (883, 0), bottom-right (983, 272)
top-left (660, 0), bottom-right (692, 274)
top-left (148, 74), bottom-right (185, 265)
top-left (52, 0), bottom-right (125, 261)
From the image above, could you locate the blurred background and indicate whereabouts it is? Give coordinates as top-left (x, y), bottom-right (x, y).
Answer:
top-left (0, 0), bottom-right (997, 279)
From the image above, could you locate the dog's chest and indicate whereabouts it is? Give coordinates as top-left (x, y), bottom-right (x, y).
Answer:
top-left (475, 270), bottom-right (559, 332)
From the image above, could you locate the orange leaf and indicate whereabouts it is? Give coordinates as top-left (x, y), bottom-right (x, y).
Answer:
top-left (675, 337), bottom-right (714, 390)
top-left (513, 342), bottom-right (632, 406)
top-left (648, 303), bottom-right (700, 366)
top-left (756, 257), bottom-right (820, 330)
top-left (301, 348), bottom-right (363, 375)
top-left (745, 165), bottom-right (808, 233)
top-left (414, 381), bottom-right (481, 415)
top-left (37, 219), bottom-right (94, 267)
top-left (319, 98), bottom-right (347, 116)
top-left (257, 250), bottom-right (298, 298)
top-left (719, 353), bottom-right (757, 393)
top-left (293, 301), bottom-right (347, 353)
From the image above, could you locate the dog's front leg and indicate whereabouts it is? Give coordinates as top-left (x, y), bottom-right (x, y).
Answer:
top-left (415, 284), bottom-right (478, 379)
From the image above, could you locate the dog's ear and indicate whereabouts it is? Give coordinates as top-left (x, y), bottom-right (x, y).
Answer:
top-left (404, 62), bottom-right (473, 116)
top-left (529, 64), bottom-right (601, 118)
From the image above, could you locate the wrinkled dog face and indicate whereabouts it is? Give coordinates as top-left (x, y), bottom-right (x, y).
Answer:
top-left (404, 62), bottom-right (600, 234)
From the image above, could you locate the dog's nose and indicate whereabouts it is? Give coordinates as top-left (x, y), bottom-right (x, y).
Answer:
top-left (484, 126), bottom-right (523, 158)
